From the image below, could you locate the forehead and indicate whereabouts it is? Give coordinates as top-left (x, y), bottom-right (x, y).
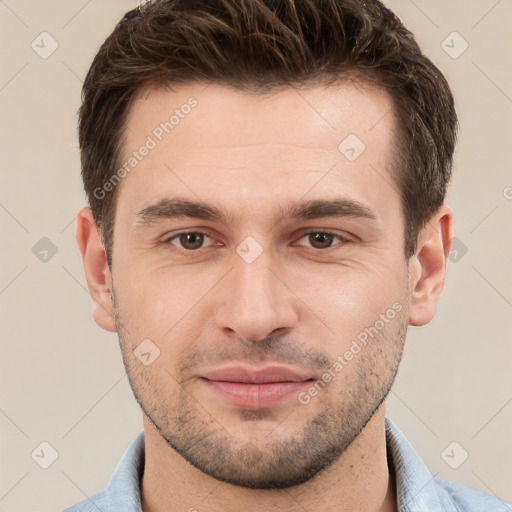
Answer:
top-left (116, 81), bottom-right (400, 229)
top-left (125, 80), bottom-right (395, 150)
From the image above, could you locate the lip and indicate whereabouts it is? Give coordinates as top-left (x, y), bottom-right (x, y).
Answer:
top-left (200, 365), bottom-right (314, 384)
top-left (198, 365), bottom-right (314, 408)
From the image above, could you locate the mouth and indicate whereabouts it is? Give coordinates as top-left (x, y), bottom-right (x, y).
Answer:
top-left (197, 365), bottom-right (315, 408)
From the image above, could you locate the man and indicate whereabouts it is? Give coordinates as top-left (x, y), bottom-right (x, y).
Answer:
top-left (64, 0), bottom-right (510, 511)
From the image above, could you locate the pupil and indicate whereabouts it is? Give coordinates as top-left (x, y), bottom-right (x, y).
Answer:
top-left (181, 233), bottom-right (203, 250)
top-left (310, 233), bottom-right (333, 249)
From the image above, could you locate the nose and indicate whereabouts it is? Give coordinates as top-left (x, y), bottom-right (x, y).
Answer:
top-left (216, 248), bottom-right (299, 343)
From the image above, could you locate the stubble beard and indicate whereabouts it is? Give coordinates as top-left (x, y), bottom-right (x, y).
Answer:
top-left (113, 287), bottom-right (409, 489)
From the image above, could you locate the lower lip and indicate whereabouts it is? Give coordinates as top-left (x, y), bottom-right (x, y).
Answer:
top-left (199, 378), bottom-right (312, 408)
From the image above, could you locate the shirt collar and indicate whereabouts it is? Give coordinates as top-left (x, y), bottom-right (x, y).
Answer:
top-left (385, 417), bottom-right (459, 511)
top-left (102, 430), bottom-right (145, 510)
top-left (100, 418), bottom-right (458, 511)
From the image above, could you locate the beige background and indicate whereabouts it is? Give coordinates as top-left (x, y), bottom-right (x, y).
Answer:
top-left (0, 1), bottom-right (511, 510)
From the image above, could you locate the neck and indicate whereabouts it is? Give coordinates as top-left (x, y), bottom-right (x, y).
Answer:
top-left (141, 404), bottom-right (397, 512)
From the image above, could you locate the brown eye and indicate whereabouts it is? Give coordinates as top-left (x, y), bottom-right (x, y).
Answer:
top-left (296, 231), bottom-right (350, 250)
top-left (308, 232), bottom-right (335, 249)
top-left (178, 233), bottom-right (204, 250)
top-left (164, 232), bottom-right (213, 251)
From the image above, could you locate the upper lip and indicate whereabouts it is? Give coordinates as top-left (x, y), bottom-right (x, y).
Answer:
top-left (200, 365), bottom-right (315, 384)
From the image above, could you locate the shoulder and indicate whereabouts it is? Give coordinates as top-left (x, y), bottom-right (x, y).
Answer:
top-left (433, 477), bottom-right (512, 511)
top-left (62, 431), bottom-right (145, 512)
top-left (62, 490), bottom-right (109, 512)
top-left (384, 418), bottom-right (510, 511)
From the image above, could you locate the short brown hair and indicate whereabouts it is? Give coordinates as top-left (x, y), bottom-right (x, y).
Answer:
top-left (79, 0), bottom-right (457, 262)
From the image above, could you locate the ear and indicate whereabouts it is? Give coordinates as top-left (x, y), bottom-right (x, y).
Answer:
top-left (75, 207), bottom-right (117, 333)
top-left (408, 204), bottom-right (453, 326)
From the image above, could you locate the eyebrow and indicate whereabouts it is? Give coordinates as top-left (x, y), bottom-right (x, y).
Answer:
top-left (135, 196), bottom-right (379, 230)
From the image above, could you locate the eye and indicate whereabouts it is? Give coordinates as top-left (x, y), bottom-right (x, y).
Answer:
top-left (163, 231), bottom-right (215, 252)
top-left (295, 231), bottom-right (351, 250)
top-left (162, 230), bottom-right (351, 254)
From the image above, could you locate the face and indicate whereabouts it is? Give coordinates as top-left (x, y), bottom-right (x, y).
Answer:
top-left (110, 81), bottom-right (411, 489)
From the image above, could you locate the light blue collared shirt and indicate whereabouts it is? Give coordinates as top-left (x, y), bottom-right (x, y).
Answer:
top-left (64, 418), bottom-right (511, 511)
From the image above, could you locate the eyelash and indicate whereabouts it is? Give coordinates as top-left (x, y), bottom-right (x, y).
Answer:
top-left (162, 230), bottom-right (352, 254)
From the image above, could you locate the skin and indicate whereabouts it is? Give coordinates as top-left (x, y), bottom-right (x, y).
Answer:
top-left (76, 81), bottom-right (453, 512)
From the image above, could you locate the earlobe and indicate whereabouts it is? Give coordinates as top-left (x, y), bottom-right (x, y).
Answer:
top-left (408, 204), bottom-right (453, 327)
top-left (75, 207), bottom-right (117, 333)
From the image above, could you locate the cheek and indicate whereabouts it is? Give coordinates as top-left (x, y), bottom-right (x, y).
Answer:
top-left (115, 259), bottom-right (184, 310)
top-left (113, 265), bottom-right (216, 367)
top-left (301, 263), bottom-right (407, 340)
